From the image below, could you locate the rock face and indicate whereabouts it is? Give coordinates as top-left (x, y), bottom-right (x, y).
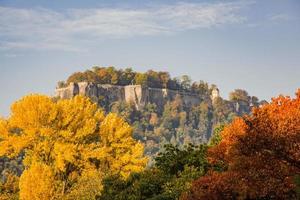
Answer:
top-left (55, 82), bottom-right (208, 109)
top-left (211, 88), bottom-right (220, 102)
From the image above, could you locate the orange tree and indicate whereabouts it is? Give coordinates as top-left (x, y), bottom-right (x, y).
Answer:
top-left (183, 89), bottom-right (300, 200)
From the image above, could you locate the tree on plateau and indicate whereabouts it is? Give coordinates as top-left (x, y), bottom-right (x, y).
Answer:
top-left (183, 89), bottom-right (300, 200)
top-left (0, 95), bottom-right (147, 200)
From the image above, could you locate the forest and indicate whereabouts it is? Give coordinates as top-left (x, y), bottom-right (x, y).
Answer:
top-left (0, 67), bottom-right (299, 200)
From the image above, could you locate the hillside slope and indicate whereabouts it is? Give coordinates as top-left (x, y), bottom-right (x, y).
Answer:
top-left (56, 67), bottom-right (266, 159)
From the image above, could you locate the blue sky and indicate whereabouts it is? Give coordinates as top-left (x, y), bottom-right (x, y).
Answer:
top-left (0, 0), bottom-right (300, 116)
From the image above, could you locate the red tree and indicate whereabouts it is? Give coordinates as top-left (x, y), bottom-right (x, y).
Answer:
top-left (183, 90), bottom-right (300, 200)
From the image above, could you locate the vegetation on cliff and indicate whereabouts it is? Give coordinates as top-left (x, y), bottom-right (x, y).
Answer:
top-left (58, 67), bottom-right (266, 161)
top-left (59, 66), bottom-right (217, 95)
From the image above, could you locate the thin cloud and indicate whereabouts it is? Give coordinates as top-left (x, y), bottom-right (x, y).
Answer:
top-left (269, 13), bottom-right (293, 22)
top-left (0, 2), bottom-right (248, 52)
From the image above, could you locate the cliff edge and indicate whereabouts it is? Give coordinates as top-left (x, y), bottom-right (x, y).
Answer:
top-left (55, 82), bottom-right (219, 110)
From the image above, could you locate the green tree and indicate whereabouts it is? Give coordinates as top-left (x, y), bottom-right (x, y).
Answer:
top-left (99, 144), bottom-right (209, 200)
top-left (147, 70), bottom-right (161, 88)
top-left (155, 144), bottom-right (208, 176)
top-left (134, 73), bottom-right (148, 86)
top-left (180, 75), bottom-right (191, 90)
top-left (67, 72), bottom-right (87, 83)
top-left (208, 124), bottom-right (225, 147)
top-left (158, 72), bottom-right (170, 88)
top-left (198, 102), bottom-right (212, 138)
top-left (98, 169), bottom-right (171, 200)
top-left (119, 68), bottom-right (135, 85)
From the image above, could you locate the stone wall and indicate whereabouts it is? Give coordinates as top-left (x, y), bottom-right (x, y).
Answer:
top-left (124, 85), bottom-right (149, 109)
top-left (55, 82), bottom-right (79, 99)
top-left (147, 87), bottom-right (202, 109)
top-left (55, 82), bottom-right (207, 109)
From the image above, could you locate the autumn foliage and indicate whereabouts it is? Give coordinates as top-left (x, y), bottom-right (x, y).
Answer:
top-left (183, 90), bottom-right (300, 199)
top-left (1, 86), bottom-right (299, 199)
top-left (0, 95), bottom-right (147, 200)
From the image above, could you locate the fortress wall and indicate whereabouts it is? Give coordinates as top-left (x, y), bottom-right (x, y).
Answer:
top-left (180, 94), bottom-right (202, 107)
top-left (55, 83), bottom-right (79, 99)
top-left (124, 85), bottom-right (149, 109)
top-left (148, 87), bottom-right (202, 108)
top-left (148, 88), bottom-right (166, 108)
top-left (55, 82), bottom-right (208, 110)
top-left (97, 84), bottom-right (125, 102)
top-left (77, 82), bottom-right (89, 96)
top-left (56, 87), bottom-right (71, 99)
top-left (166, 89), bottom-right (201, 107)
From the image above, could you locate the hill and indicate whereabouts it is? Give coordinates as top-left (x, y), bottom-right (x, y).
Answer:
top-left (56, 67), bottom-right (267, 159)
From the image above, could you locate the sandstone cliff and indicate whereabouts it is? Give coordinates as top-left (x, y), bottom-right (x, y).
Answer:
top-left (55, 82), bottom-right (217, 110)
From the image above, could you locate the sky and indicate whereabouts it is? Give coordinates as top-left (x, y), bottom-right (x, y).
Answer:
top-left (0, 0), bottom-right (300, 117)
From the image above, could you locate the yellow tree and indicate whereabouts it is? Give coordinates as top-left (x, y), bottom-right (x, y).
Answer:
top-left (0, 95), bottom-right (147, 200)
top-left (97, 113), bottom-right (147, 178)
top-left (19, 163), bottom-right (56, 200)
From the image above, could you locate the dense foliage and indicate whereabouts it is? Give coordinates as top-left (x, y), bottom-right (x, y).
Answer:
top-left (60, 66), bottom-right (209, 93)
top-left (98, 143), bottom-right (208, 200)
top-left (183, 90), bottom-right (300, 200)
top-left (0, 95), bottom-right (147, 199)
top-left (110, 90), bottom-right (263, 162)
